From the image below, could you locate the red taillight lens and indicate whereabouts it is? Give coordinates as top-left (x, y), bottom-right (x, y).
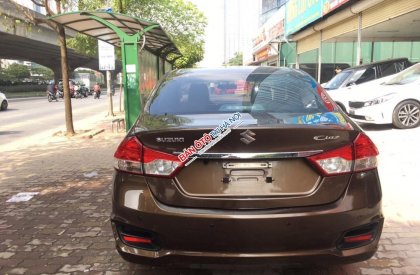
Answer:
top-left (114, 137), bottom-right (143, 174)
top-left (114, 136), bottom-right (183, 177)
top-left (307, 133), bottom-right (378, 176)
top-left (354, 133), bottom-right (379, 172)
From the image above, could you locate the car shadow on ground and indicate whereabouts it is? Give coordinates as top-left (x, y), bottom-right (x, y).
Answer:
top-left (359, 123), bottom-right (393, 131)
top-left (0, 131), bottom-right (23, 135)
top-left (0, 108), bottom-right (19, 112)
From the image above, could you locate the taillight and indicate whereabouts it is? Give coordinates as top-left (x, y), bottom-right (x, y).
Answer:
top-left (114, 137), bottom-right (143, 174)
top-left (143, 146), bottom-right (183, 176)
top-left (114, 136), bottom-right (183, 177)
top-left (307, 133), bottom-right (378, 176)
top-left (353, 133), bottom-right (379, 172)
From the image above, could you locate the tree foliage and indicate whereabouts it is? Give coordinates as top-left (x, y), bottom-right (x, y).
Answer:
top-left (125, 0), bottom-right (206, 68)
top-left (224, 52), bottom-right (243, 66)
top-left (69, 0), bottom-right (207, 68)
top-left (3, 63), bottom-right (31, 82)
top-left (32, 66), bottom-right (54, 81)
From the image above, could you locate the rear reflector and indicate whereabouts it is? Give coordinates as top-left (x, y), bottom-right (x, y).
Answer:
top-left (344, 233), bottom-right (373, 243)
top-left (307, 133), bottom-right (378, 176)
top-left (114, 136), bottom-right (183, 177)
top-left (339, 222), bottom-right (379, 250)
top-left (122, 234), bottom-right (152, 244)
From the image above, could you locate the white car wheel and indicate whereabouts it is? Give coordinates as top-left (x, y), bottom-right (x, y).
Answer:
top-left (392, 100), bottom-right (420, 129)
top-left (1, 100), bottom-right (7, 111)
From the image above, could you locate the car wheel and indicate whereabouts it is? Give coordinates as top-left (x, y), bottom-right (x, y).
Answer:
top-left (1, 100), bottom-right (7, 110)
top-left (392, 100), bottom-right (420, 129)
top-left (336, 102), bottom-right (347, 114)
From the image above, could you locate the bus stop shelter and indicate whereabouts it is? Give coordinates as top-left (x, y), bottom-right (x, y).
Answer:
top-left (50, 11), bottom-right (181, 130)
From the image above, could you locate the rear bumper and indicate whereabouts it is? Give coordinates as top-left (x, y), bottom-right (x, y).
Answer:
top-left (111, 170), bottom-right (383, 266)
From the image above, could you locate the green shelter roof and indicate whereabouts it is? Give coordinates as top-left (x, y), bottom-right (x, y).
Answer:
top-left (50, 11), bottom-right (181, 63)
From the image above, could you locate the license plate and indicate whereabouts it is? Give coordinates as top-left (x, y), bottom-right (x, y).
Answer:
top-left (349, 109), bottom-right (355, 115)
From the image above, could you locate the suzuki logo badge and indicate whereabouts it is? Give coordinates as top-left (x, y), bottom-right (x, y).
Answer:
top-left (240, 130), bottom-right (256, 145)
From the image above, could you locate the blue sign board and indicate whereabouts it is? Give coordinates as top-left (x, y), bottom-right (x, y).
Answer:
top-left (285, 0), bottom-right (323, 36)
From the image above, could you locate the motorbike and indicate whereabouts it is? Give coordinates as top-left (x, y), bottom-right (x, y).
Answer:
top-left (47, 90), bottom-right (58, 102)
top-left (57, 89), bottom-right (64, 99)
top-left (80, 84), bottom-right (89, 98)
top-left (93, 90), bottom-right (101, 99)
top-left (73, 85), bottom-right (83, 99)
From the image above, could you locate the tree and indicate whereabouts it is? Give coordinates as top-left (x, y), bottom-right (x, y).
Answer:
top-left (224, 52), bottom-right (243, 66)
top-left (31, 66), bottom-right (54, 81)
top-left (14, 0), bottom-right (75, 135)
top-left (69, 0), bottom-right (207, 69)
top-left (4, 63), bottom-right (31, 82)
top-left (125, 0), bottom-right (206, 68)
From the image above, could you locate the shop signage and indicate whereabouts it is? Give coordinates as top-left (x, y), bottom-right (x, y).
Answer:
top-left (322, 0), bottom-right (350, 15)
top-left (285, 0), bottom-right (323, 36)
top-left (252, 6), bottom-right (285, 53)
top-left (255, 47), bottom-right (270, 61)
top-left (285, 0), bottom-right (351, 35)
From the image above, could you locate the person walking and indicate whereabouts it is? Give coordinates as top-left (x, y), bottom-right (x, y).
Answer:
top-left (93, 83), bottom-right (101, 99)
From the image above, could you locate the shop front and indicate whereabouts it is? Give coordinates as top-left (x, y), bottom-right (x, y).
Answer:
top-left (283, 0), bottom-right (420, 83)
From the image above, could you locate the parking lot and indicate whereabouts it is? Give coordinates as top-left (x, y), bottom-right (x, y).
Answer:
top-left (0, 123), bottom-right (419, 274)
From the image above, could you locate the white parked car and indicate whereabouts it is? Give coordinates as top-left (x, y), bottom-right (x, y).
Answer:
top-left (328, 74), bottom-right (396, 113)
top-left (344, 63), bottom-right (420, 129)
top-left (0, 91), bottom-right (8, 111)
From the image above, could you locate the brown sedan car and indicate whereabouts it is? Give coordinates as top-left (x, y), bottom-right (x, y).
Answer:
top-left (111, 67), bottom-right (383, 266)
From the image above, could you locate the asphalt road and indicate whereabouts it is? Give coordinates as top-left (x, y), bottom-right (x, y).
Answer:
top-left (0, 94), bottom-right (121, 150)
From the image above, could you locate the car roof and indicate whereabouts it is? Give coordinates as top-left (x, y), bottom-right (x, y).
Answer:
top-left (168, 66), bottom-right (308, 78)
top-left (342, 58), bottom-right (409, 72)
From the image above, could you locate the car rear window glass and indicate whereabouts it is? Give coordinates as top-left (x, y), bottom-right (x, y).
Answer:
top-left (380, 63), bottom-right (396, 77)
top-left (324, 71), bottom-right (352, 89)
top-left (355, 67), bottom-right (376, 84)
top-left (146, 67), bottom-right (346, 127)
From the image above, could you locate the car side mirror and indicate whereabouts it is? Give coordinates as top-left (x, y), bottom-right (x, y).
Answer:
top-left (346, 82), bottom-right (356, 87)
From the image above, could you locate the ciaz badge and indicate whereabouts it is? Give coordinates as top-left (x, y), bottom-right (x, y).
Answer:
top-left (313, 135), bottom-right (340, 141)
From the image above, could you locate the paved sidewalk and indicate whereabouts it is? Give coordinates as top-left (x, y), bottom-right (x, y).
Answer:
top-left (0, 120), bottom-right (419, 274)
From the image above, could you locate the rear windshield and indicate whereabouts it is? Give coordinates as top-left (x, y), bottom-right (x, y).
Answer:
top-left (146, 67), bottom-right (346, 126)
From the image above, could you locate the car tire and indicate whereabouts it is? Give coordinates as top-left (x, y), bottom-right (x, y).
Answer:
top-left (336, 102), bottom-right (347, 114)
top-left (1, 100), bottom-right (7, 111)
top-left (392, 100), bottom-right (420, 129)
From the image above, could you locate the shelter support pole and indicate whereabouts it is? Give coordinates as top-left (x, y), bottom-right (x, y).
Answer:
top-left (121, 34), bottom-right (141, 130)
top-left (356, 13), bottom-right (362, 65)
top-left (317, 31), bottom-right (322, 83)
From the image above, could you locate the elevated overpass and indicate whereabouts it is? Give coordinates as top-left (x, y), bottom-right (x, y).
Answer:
top-left (0, 0), bottom-right (119, 79)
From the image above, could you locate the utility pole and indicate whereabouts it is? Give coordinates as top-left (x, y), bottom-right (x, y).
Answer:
top-left (224, 0), bottom-right (227, 66)
top-left (107, 70), bottom-right (114, 116)
top-left (98, 40), bottom-right (115, 117)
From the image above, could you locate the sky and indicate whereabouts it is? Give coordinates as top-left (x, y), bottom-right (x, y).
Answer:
top-left (189, 0), bottom-right (261, 67)
top-left (188, 0), bottom-right (225, 67)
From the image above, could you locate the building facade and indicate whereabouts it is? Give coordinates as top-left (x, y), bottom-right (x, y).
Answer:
top-left (249, 0), bottom-right (286, 66)
top-left (281, 0), bottom-right (420, 82)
